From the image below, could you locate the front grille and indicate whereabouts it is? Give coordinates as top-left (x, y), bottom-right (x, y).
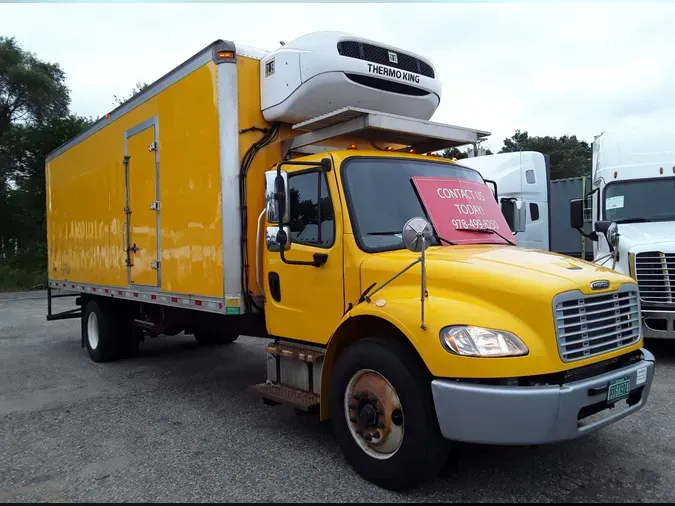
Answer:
top-left (634, 251), bottom-right (675, 307)
top-left (337, 40), bottom-right (435, 79)
top-left (553, 285), bottom-right (641, 362)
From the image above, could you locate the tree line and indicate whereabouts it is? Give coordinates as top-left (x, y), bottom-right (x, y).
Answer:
top-left (0, 36), bottom-right (592, 290)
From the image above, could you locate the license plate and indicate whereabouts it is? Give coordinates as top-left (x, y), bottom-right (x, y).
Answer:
top-left (607, 377), bottom-right (631, 404)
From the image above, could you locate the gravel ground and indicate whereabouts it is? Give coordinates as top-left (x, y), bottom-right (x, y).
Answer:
top-left (1, 291), bottom-right (675, 503)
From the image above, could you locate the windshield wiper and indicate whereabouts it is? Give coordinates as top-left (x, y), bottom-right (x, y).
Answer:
top-left (463, 228), bottom-right (516, 246)
top-left (368, 231), bottom-right (457, 246)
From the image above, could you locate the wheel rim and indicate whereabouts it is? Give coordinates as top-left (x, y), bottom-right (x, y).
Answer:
top-left (344, 368), bottom-right (404, 460)
top-left (87, 312), bottom-right (99, 350)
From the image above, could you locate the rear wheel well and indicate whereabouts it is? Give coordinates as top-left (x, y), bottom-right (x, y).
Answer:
top-left (320, 315), bottom-right (429, 420)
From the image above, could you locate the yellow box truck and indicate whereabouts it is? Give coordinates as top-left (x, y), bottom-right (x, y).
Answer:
top-left (45, 31), bottom-right (655, 490)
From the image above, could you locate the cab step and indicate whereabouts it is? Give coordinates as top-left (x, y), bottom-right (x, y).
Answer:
top-left (265, 342), bottom-right (325, 363)
top-left (248, 383), bottom-right (320, 412)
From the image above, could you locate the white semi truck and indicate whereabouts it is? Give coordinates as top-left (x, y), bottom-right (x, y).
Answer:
top-left (461, 129), bottom-right (675, 340)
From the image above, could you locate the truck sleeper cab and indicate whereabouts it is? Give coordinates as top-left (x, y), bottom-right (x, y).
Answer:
top-left (44, 32), bottom-right (655, 491)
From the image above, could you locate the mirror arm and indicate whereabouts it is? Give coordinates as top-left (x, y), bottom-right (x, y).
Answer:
top-left (484, 178), bottom-right (498, 202)
top-left (575, 227), bottom-right (598, 241)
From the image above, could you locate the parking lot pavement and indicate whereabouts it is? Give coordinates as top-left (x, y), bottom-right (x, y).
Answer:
top-left (1, 292), bottom-right (675, 503)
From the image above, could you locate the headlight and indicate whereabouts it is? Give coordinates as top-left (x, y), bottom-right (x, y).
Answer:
top-left (440, 325), bottom-right (528, 357)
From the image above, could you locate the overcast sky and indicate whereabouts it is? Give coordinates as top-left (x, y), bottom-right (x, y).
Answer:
top-left (2, 2), bottom-right (674, 152)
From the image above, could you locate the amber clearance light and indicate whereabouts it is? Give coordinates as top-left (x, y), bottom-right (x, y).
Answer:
top-left (217, 50), bottom-right (235, 60)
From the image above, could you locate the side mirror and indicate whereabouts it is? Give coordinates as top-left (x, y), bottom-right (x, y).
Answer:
top-left (595, 220), bottom-right (619, 252)
top-left (501, 199), bottom-right (526, 233)
top-left (569, 198), bottom-right (584, 229)
top-left (402, 217), bottom-right (433, 252)
top-left (266, 226), bottom-right (291, 251)
top-left (265, 169), bottom-right (290, 224)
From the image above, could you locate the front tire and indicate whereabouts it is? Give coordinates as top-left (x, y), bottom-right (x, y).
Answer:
top-left (329, 337), bottom-right (449, 491)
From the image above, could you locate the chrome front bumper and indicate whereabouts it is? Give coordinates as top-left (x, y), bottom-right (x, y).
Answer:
top-left (431, 348), bottom-right (655, 445)
top-left (642, 309), bottom-right (675, 339)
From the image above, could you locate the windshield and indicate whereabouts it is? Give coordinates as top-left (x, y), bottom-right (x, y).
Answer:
top-left (342, 157), bottom-right (486, 251)
top-left (604, 177), bottom-right (675, 223)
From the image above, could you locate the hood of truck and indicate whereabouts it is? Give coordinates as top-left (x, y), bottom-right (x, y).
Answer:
top-left (617, 222), bottom-right (675, 253)
top-left (360, 244), bottom-right (632, 299)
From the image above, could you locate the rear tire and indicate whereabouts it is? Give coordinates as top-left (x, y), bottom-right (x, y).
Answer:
top-left (193, 331), bottom-right (238, 346)
top-left (329, 336), bottom-right (449, 491)
top-left (83, 299), bottom-right (121, 363)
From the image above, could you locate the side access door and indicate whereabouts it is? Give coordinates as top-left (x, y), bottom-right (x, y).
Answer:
top-left (124, 117), bottom-right (160, 287)
top-left (263, 155), bottom-right (345, 344)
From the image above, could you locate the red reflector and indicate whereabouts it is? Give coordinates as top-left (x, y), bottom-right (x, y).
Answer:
top-left (105, 289), bottom-right (109, 293)
top-left (92, 288), bottom-right (97, 292)
top-left (118, 290), bottom-right (123, 295)
top-left (171, 297), bottom-right (178, 303)
top-left (195, 300), bottom-right (202, 306)
top-left (151, 295), bottom-right (156, 300)
top-left (134, 293), bottom-right (139, 297)
top-left (219, 302), bottom-right (223, 309)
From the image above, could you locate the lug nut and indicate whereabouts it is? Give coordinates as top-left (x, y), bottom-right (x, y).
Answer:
top-left (372, 431), bottom-right (381, 439)
top-left (364, 433), bottom-right (372, 442)
top-left (355, 429), bottom-right (363, 436)
top-left (348, 403), bottom-right (356, 410)
top-left (349, 416), bottom-right (357, 423)
top-left (368, 395), bottom-right (377, 404)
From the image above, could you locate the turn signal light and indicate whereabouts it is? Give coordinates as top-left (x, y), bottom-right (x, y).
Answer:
top-left (348, 144), bottom-right (358, 150)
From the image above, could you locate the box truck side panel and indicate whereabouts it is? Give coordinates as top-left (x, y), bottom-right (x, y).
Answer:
top-left (47, 61), bottom-right (224, 298)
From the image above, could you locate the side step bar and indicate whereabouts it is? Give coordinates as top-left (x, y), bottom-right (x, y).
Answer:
top-left (248, 383), bottom-right (320, 412)
top-left (249, 341), bottom-right (325, 412)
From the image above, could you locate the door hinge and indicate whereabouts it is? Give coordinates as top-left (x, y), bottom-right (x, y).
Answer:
top-left (123, 155), bottom-right (131, 166)
top-left (148, 141), bottom-right (157, 152)
top-left (150, 201), bottom-right (160, 211)
top-left (151, 261), bottom-right (161, 270)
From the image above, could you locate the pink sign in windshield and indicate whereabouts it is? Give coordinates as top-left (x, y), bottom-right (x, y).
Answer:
top-left (411, 176), bottom-right (515, 245)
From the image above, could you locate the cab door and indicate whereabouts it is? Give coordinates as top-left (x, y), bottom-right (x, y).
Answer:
top-left (263, 156), bottom-right (345, 344)
top-left (124, 118), bottom-right (160, 287)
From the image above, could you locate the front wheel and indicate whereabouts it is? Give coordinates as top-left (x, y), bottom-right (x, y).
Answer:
top-left (329, 337), bottom-right (449, 490)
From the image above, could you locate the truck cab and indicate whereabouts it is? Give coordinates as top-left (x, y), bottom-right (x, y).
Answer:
top-left (569, 129), bottom-right (675, 340)
top-left (256, 108), bottom-right (655, 490)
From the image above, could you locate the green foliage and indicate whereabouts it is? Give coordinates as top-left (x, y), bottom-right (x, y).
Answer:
top-left (113, 81), bottom-right (149, 107)
top-left (440, 146), bottom-right (493, 160)
top-left (0, 36), bottom-right (69, 138)
top-left (0, 259), bottom-right (47, 291)
top-left (0, 36), bottom-right (90, 290)
top-left (499, 129), bottom-right (591, 180)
